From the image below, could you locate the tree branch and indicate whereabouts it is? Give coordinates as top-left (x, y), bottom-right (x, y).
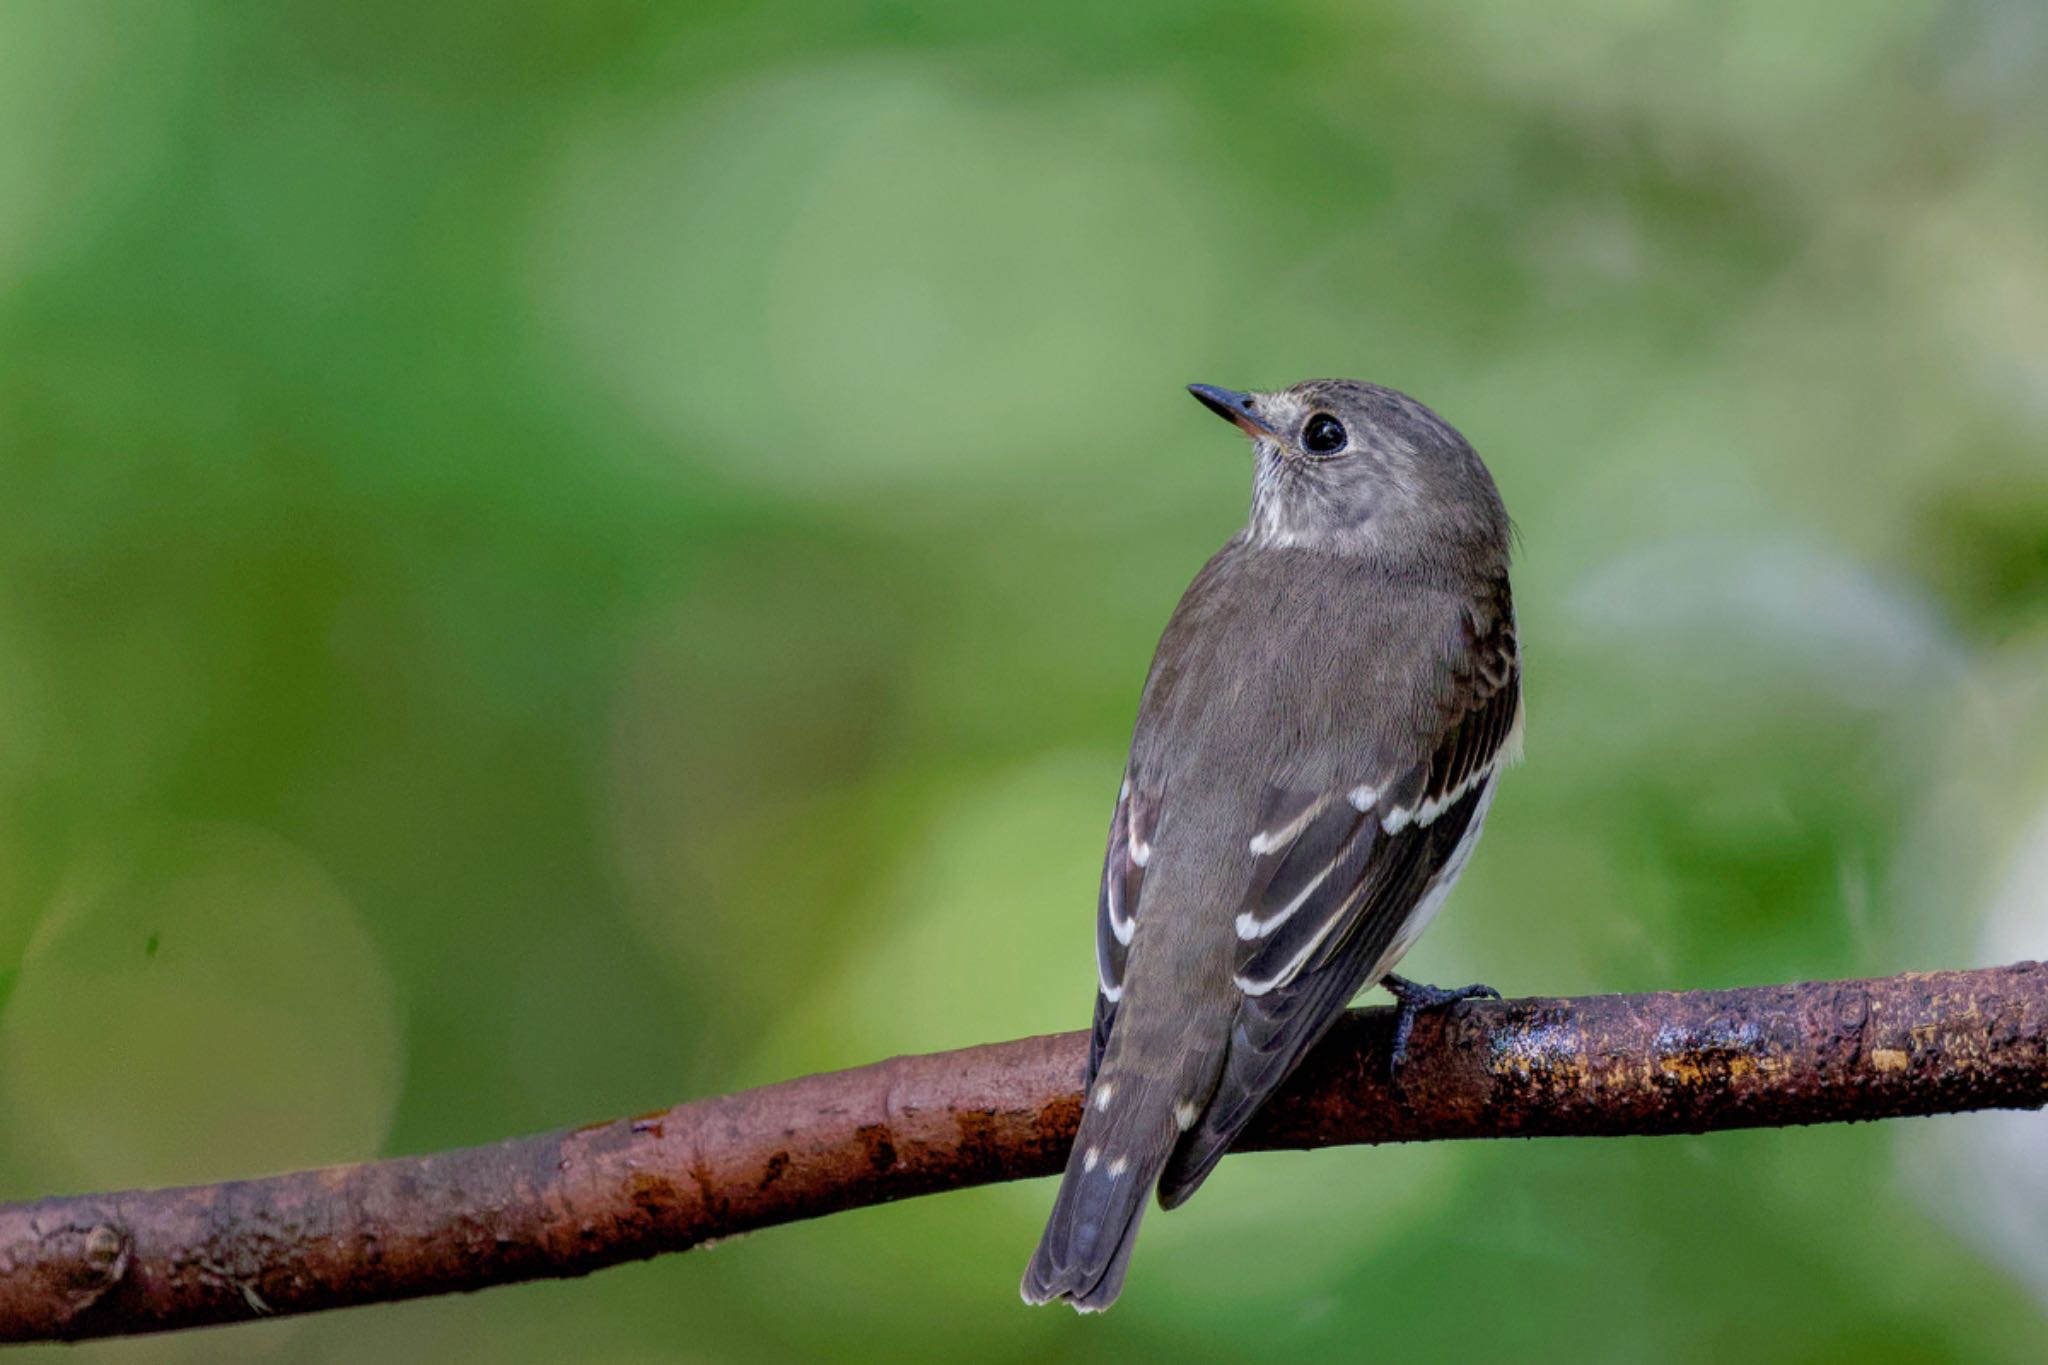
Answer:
top-left (2, 962), bottom-right (2043, 1343)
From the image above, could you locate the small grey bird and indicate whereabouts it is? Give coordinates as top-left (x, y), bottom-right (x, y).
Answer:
top-left (1020, 379), bottom-right (1522, 1312)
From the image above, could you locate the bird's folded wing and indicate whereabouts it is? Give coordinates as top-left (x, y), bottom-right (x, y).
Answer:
top-left (1157, 597), bottom-right (1522, 1206)
top-left (1089, 776), bottom-right (1158, 1081)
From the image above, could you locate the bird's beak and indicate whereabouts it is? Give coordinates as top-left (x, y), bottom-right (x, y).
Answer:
top-left (1187, 384), bottom-right (1277, 439)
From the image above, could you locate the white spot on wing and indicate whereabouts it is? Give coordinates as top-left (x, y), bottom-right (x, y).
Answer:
top-left (1105, 851), bottom-right (1137, 946)
top-left (1174, 1100), bottom-right (1200, 1131)
top-left (1348, 785), bottom-right (1378, 812)
top-left (1097, 931), bottom-right (1123, 1002)
top-left (1097, 909), bottom-right (1124, 994)
top-left (1236, 892), bottom-right (1352, 994)
top-left (1235, 842), bottom-right (1352, 941)
top-left (1238, 772), bottom-right (1502, 996)
top-left (1125, 798), bottom-right (1150, 869)
top-left (1370, 770), bottom-right (1502, 980)
top-left (1247, 796), bottom-right (1328, 856)
top-left (1381, 742), bottom-right (1513, 835)
top-left (1083, 1146), bottom-right (1100, 1172)
top-left (1094, 1083), bottom-right (1114, 1111)
top-left (1107, 1156), bottom-right (1129, 1178)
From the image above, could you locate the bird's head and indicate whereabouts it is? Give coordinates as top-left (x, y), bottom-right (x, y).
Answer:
top-left (1187, 379), bottom-right (1508, 566)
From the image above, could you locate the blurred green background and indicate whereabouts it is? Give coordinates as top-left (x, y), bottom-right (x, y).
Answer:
top-left (2, 0), bottom-right (2046, 1360)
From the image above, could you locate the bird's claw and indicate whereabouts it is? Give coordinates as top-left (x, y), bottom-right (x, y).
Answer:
top-left (1381, 974), bottom-right (1501, 1079)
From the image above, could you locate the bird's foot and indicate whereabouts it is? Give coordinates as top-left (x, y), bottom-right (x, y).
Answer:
top-left (1381, 974), bottom-right (1501, 1079)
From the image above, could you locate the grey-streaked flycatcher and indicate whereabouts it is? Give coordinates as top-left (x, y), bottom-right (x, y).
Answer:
top-left (1020, 379), bottom-right (1522, 1312)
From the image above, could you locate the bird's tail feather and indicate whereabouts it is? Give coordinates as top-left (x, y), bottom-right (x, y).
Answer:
top-left (1019, 1090), bottom-right (1176, 1310)
top-left (1021, 1056), bottom-right (1205, 1312)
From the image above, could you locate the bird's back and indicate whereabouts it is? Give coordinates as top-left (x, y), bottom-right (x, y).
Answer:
top-left (1131, 539), bottom-right (1487, 799)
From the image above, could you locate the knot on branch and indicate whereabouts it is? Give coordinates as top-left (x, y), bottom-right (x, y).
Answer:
top-left (6, 1216), bottom-right (132, 1339)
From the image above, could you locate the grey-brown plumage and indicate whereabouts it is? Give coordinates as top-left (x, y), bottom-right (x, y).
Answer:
top-left (1021, 379), bottom-right (1522, 1312)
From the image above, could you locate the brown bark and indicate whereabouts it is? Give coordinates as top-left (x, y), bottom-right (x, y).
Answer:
top-left (2, 962), bottom-right (2043, 1343)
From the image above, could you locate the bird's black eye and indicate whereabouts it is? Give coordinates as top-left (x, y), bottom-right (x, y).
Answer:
top-left (1302, 413), bottom-right (1347, 454)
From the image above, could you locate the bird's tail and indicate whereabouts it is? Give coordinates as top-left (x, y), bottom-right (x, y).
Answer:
top-left (1019, 1065), bottom-right (1183, 1312)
